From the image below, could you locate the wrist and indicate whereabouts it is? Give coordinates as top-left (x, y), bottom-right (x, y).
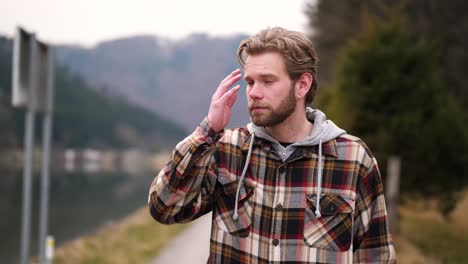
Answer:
top-left (206, 116), bottom-right (223, 133)
top-left (198, 117), bottom-right (223, 143)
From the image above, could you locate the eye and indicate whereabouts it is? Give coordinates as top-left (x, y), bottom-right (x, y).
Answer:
top-left (245, 80), bottom-right (254, 86)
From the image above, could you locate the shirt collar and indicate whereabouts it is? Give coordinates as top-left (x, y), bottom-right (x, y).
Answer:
top-left (241, 134), bottom-right (338, 158)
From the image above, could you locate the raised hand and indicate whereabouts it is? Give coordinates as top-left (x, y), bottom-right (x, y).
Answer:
top-left (207, 69), bottom-right (242, 132)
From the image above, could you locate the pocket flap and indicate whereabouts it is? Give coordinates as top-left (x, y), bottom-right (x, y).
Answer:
top-left (306, 193), bottom-right (354, 215)
top-left (219, 174), bottom-right (255, 201)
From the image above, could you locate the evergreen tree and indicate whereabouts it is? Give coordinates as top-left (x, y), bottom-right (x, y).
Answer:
top-left (325, 17), bottom-right (468, 214)
top-left (305, 0), bottom-right (468, 107)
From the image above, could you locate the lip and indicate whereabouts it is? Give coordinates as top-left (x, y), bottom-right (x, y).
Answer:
top-left (250, 106), bottom-right (267, 112)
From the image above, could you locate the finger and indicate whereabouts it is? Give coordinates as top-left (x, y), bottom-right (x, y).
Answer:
top-left (216, 73), bottom-right (241, 98)
top-left (220, 69), bottom-right (241, 86)
top-left (215, 71), bottom-right (241, 98)
top-left (225, 86), bottom-right (240, 108)
top-left (226, 85), bottom-right (240, 108)
top-left (213, 70), bottom-right (242, 98)
top-left (217, 85), bottom-right (239, 107)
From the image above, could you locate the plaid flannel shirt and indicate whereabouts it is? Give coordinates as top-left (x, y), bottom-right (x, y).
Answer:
top-left (149, 118), bottom-right (397, 263)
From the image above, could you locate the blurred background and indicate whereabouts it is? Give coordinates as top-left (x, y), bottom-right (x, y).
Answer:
top-left (1, 0), bottom-right (467, 263)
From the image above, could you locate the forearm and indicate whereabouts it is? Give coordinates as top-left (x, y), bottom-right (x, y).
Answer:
top-left (148, 118), bottom-right (221, 224)
top-left (352, 194), bottom-right (396, 263)
top-left (353, 158), bottom-right (397, 263)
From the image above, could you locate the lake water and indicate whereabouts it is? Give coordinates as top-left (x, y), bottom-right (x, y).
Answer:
top-left (0, 169), bottom-right (155, 263)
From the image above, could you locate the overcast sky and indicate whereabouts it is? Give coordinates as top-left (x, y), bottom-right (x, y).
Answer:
top-left (0, 0), bottom-right (314, 47)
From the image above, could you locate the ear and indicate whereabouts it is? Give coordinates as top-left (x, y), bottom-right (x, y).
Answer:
top-left (295, 72), bottom-right (313, 99)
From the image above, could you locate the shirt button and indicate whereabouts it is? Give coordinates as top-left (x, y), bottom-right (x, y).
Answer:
top-left (276, 203), bottom-right (283, 210)
top-left (272, 239), bottom-right (279, 246)
top-left (206, 136), bottom-right (213, 143)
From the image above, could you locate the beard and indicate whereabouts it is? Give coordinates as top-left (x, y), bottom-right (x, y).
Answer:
top-left (248, 84), bottom-right (297, 127)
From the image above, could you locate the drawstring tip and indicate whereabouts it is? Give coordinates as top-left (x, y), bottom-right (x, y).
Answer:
top-left (314, 209), bottom-right (321, 218)
top-left (233, 213), bottom-right (239, 221)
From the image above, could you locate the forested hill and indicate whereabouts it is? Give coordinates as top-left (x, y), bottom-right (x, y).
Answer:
top-left (56, 33), bottom-right (250, 130)
top-left (0, 36), bottom-right (187, 151)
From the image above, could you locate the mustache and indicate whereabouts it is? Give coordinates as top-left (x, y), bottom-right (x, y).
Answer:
top-left (248, 102), bottom-right (270, 109)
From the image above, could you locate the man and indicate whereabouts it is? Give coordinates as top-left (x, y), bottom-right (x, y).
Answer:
top-left (148, 27), bottom-right (396, 263)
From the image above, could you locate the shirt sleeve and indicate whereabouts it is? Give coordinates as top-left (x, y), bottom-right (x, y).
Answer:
top-left (148, 117), bottom-right (221, 224)
top-left (353, 156), bottom-right (397, 263)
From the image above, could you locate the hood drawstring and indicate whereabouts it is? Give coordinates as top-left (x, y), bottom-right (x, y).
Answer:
top-left (232, 132), bottom-right (325, 220)
top-left (233, 132), bottom-right (255, 221)
top-left (314, 139), bottom-right (323, 218)
top-left (242, 108), bottom-right (345, 220)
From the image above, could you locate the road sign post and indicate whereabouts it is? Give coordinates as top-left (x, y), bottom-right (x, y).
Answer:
top-left (12, 27), bottom-right (55, 264)
top-left (38, 42), bottom-right (55, 264)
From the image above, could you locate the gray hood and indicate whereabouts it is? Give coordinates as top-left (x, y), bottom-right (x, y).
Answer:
top-left (246, 107), bottom-right (346, 160)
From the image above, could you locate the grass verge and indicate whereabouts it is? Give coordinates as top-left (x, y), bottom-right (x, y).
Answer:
top-left (48, 207), bottom-right (187, 264)
top-left (399, 203), bottom-right (468, 263)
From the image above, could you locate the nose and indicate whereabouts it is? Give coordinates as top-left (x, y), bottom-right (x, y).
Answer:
top-left (247, 83), bottom-right (263, 100)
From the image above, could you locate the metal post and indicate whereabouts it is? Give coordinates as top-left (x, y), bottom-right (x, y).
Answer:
top-left (386, 156), bottom-right (401, 234)
top-left (38, 48), bottom-right (55, 264)
top-left (45, 236), bottom-right (55, 264)
top-left (20, 34), bottom-right (38, 264)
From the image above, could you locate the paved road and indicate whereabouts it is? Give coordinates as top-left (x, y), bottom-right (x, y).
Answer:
top-left (149, 213), bottom-right (212, 264)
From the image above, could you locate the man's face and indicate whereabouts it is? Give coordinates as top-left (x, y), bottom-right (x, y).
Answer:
top-left (244, 51), bottom-right (297, 127)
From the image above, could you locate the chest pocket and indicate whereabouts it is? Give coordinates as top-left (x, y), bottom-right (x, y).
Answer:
top-left (303, 193), bottom-right (355, 251)
top-left (213, 174), bottom-right (255, 238)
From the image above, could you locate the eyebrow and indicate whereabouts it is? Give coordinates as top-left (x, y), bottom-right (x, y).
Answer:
top-left (244, 73), bottom-right (277, 81)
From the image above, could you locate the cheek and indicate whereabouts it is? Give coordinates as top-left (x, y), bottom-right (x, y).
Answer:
top-left (245, 89), bottom-right (251, 101)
